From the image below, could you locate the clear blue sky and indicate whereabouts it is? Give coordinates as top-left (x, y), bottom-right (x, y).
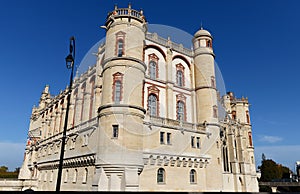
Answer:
top-left (0, 0), bottom-right (299, 171)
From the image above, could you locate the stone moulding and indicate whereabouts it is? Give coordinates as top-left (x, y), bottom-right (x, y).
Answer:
top-left (143, 153), bottom-right (210, 168)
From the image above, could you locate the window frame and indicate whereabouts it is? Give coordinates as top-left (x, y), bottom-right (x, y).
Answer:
top-left (190, 169), bottom-right (197, 184)
top-left (160, 131), bottom-right (165, 144)
top-left (148, 94), bottom-right (158, 116)
top-left (176, 63), bottom-right (185, 87)
top-left (112, 72), bottom-right (124, 103)
top-left (148, 53), bottom-right (159, 79)
top-left (157, 168), bottom-right (165, 184)
top-left (115, 31), bottom-right (126, 57)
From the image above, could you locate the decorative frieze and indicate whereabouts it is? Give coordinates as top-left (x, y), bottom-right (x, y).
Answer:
top-left (143, 153), bottom-right (210, 168)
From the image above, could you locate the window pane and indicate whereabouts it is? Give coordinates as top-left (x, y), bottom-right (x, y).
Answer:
top-left (149, 61), bottom-right (157, 79)
top-left (117, 40), bottom-right (123, 57)
top-left (113, 125), bottom-right (119, 138)
top-left (148, 94), bottom-right (157, 116)
top-left (167, 133), bottom-right (171, 144)
top-left (160, 132), bottom-right (164, 144)
top-left (190, 170), bottom-right (196, 183)
top-left (157, 168), bottom-right (165, 183)
top-left (114, 81), bottom-right (121, 102)
top-left (177, 101), bottom-right (184, 121)
top-left (177, 70), bottom-right (183, 86)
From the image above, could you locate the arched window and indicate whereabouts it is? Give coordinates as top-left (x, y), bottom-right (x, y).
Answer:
top-left (157, 168), bottom-right (165, 183)
top-left (149, 61), bottom-right (157, 79)
top-left (117, 39), bottom-right (124, 57)
top-left (246, 111), bottom-right (250, 124)
top-left (148, 94), bottom-right (157, 116)
top-left (176, 70), bottom-right (184, 87)
top-left (190, 169), bottom-right (197, 183)
top-left (114, 81), bottom-right (121, 103)
top-left (177, 101), bottom-right (185, 121)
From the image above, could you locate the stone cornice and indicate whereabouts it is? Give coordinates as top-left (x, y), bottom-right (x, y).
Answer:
top-left (37, 153), bottom-right (96, 170)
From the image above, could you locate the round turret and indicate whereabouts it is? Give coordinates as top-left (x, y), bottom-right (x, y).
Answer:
top-left (193, 27), bottom-right (213, 52)
top-left (193, 27), bottom-right (217, 124)
top-left (194, 28), bottom-right (212, 38)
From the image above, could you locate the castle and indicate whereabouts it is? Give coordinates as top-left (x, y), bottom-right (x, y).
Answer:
top-left (18, 4), bottom-right (259, 192)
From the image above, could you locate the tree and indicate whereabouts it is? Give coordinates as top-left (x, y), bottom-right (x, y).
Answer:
top-left (0, 166), bottom-right (8, 173)
top-left (260, 159), bottom-right (281, 181)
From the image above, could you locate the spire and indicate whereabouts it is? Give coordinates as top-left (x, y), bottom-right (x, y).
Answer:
top-left (200, 21), bottom-right (203, 30)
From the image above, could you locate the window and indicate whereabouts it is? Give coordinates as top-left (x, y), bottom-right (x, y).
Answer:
top-left (232, 111), bottom-right (236, 120)
top-left (147, 85), bottom-right (160, 116)
top-left (148, 94), bottom-right (157, 116)
top-left (149, 61), bottom-right (157, 79)
top-left (248, 132), bottom-right (253, 147)
top-left (157, 168), bottom-right (165, 183)
top-left (177, 101), bottom-right (185, 121)
top-left (167, 133), bottom-right (171, 145)
top-left (196, 137), bottom-right (200, 148)
top-left (190, 169), bottom-right (197, 183)
top-left (246, 111), bottom-right (250, 124)
top-left (222, 146), bottom-right (229, 172)
top-left (115, 31), bottom-right (126, 57)
top-left (89, 76), bottom-right (95, 119)
top-left (176, 63), bottom-right (185, 87)
top-left (160, 132), bottom-right (165, 144)
top-left (112, 72), bottom-right (123, 103)
top-left (191, 136), bottom-right (195, 148)
top-left (148, 53), bottom-right (159, 79)
top-left (113, 125), bottom-right (119, 138)
top-left (117, 39), bottom-right (124, 57)
top-left (114, 81), bottom-right (121, 103)
top-left (176, 70), bottom-right (184, 87)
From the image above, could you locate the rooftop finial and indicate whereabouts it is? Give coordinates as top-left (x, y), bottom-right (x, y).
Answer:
top-left (200, 21), bottom-right (203, 30)
top-left (128, 2), bottom-right (131, 9)
top-left (114, 4), bottom-right (117, 10)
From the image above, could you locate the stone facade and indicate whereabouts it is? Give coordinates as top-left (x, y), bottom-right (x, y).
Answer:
top-left (17, 4), bottom-right (259, 192)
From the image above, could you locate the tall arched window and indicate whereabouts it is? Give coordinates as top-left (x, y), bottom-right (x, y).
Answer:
top-left (149, 61), bottom-right (157, 79)
top-left (177, 101), bottom-right (185, 121)
top-left (176, 70), bottom-right (184, 87)
top-left (190, 169), bottom-right (197, 183)
top-left (114, 81), bottom-right (121, 103)
top-left (148, 94), bottom-right (157, 116)
top-left (157, 168), bottom-right (165, 183)
top-left (117, 39), bottom-right (124, 57)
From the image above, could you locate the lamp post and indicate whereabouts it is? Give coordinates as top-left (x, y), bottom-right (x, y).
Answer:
top-left (56, 36), bottom-right (75, 191)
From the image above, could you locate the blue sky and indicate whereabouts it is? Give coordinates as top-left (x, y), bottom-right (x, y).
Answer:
top-left (0, 0), bottom-right (300, 171)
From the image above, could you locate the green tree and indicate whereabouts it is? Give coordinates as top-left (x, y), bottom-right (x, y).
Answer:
top-left (260, 159), bottom-right (281, 181)
top-left (0, 166), bottom-right (8, 173)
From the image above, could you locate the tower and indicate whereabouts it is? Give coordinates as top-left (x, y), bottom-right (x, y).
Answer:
top-left (193, 28), bottom-right (223, 191)
top-left (193, 28), bottom-right (218, 124)
top-left (95, 4), bottom-right (147, 191)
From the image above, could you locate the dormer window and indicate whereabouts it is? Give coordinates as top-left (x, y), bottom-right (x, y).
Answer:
top-left (115, 31), bottom-right (126, 57)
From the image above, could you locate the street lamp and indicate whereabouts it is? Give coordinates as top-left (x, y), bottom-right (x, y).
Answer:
top-left (56, 36), bottom-right (75, 191)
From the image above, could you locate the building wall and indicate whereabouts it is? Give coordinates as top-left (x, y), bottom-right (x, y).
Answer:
top-left (17, 5), bottom-right (259, 192)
